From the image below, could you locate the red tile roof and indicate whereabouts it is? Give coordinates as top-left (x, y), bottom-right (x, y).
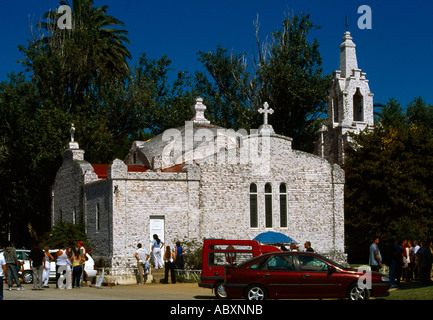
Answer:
top-left (91, 164), bottom-right (110, 179)
top-left (91, 164), bottom-right (150, 179)
top-left (161, 163), bottom-right (186, 172)
top-left (127, 165), bottom-right (150, 173)
top-left (90, 162), bottom-right (191, 179)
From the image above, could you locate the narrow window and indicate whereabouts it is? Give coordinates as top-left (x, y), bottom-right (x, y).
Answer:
top-left (333, 95), bottom-right (339, 122)
top-left (353, 88), bottom-right (363, 121)
top-left (265, 183), bottom-right (272, 228)
top-left (249, 183), bottom-right (258, 228)
top-left (73, 206), bottom-right (76, 224)
top-left (96, 203), bottom-right (100, 231)
top-left (280, 183), bottom-right (288, 228)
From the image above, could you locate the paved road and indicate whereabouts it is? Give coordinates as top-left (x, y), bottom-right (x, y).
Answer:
top-left (3, 282), bottom-right (215, 300)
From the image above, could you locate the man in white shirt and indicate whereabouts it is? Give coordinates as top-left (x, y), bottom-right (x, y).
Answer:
top-left (135, 243), bottom-right (150, 284)
top-left (412, 241), bottom-right (421, 280)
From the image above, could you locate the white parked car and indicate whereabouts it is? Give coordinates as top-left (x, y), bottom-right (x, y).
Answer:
top-left (0, 249), bottom-right (97, 284)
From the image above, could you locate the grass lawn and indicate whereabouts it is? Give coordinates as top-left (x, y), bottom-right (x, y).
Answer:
top-left (384, 282), bottom-right (433, 300)
top-left (350, 264), bottom-right (433, 300)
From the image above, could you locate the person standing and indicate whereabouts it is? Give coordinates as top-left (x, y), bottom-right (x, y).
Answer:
top-left (304, 241), bottom-right (314, 252)
top-left (29, 242), bottom-right (46, 290)
top-left (369, 237), bottom-right (382, 272)
top-left (417, 240), bottom-right (433, 285)
top-left (4, 241), bottom-right (24, 291)
top-left (389, 239), bottom-right (404, 288)
top-left (152, 234), bottom-right (164, 269)
top-left (412, 240), bottom-right (420, 280)
top-left (163, 246), bottom-right (176, 284)
top-left (403, 240), bottom-right (412, 282)
top-left (70, 248), bottom-right (85, 288)
top-left (135, 243), bottom-right (150, 284)
top-left (175, 242), bottom-right (184, 270)
top-left (43, 247), bottom-right (54, 288)
top-left (77, 241), bottom-right (88, 286)
top-left (56, 244), bottom-right (70, 289)
top-left (0, 251), bottom-right (7, 300)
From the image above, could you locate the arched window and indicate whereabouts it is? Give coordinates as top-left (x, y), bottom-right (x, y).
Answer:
top-left (279, 183), bottom-right (288, 228)
top-left (249, 183), bottom-right (258, 228)
top-left (353, 88), bottom-right (363, 121)
top-left (265, 183), bottom-right (272, 228)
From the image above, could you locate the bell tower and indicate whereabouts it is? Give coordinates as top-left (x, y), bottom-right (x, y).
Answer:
top-left (316, 31), bottom-right (374, 165)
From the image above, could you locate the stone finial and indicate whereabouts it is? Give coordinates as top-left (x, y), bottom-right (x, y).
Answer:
top-left (191, 97), bottom-right (210, 125)
top-left (258, 102), bottom-right (274, 125)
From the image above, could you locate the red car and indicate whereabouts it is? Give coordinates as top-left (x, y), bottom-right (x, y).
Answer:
top-left (224, 251), bottom-right (390, 300)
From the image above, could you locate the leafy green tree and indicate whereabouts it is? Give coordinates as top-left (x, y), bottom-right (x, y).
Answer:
top-left (257, 13), bottom-right (331, 152)
top-left (194, 46), bottom-right (259, 131)
top-left (41, 223), bottom-right (89, 250)
top-left (195, 13), bottom-right (330, 152)
top-left (344, 99), bottom-right (433, 262)
top-left (376, 98), bottom-right (405, 128)
top-left (134, 54), bottom-right (194, 134)
top-left (0, 73), bottom-right (60, 246)
top-left (406, 96), bottom-right (433, 127)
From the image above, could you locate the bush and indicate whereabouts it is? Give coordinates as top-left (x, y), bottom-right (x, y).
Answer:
top-left (40, 223), bottom-right (90, 250)
top-left (174, 238), bottom-right (203, 270)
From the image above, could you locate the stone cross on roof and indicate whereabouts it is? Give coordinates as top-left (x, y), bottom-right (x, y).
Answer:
top-left (70, 123), bottom-right (75, 142)
top-left (67, 123), bottom-right (80, 150)
top-left (258, 102), bottom-right (274, 125)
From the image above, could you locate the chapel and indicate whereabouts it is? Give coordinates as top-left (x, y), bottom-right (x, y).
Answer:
top-left (51, 31), bottom-right (372, 283)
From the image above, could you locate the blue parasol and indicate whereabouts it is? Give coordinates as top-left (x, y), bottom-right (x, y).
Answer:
top-left (253, 231), bottom-right (298, 244)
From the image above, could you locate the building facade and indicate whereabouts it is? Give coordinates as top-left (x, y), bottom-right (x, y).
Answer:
top-left (49, 31), bottom-right (375, 284)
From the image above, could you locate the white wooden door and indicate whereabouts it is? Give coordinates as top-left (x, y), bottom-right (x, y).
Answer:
top-left (149, 216), bottom-right (165, 248)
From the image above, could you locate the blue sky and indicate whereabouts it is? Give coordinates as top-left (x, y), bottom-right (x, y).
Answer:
top-left (1, 0), bottom-right (432, 107)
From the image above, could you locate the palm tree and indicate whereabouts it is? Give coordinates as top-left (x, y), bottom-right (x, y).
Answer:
top-left (42, 0), bottom-right (131, 76)
top-left (22, 0), bottom-right (131, 112)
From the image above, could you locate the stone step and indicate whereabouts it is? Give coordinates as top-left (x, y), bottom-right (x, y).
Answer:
top-left (149, 267), bottom-right (166, 284)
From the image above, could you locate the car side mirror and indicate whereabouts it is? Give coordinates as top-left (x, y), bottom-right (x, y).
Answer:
top-left (327, 265), bottom-right (336, 276)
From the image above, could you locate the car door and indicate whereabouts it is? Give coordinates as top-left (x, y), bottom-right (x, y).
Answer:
top-left (255, 254), bottom-right (301, 298)
top-left (297, 254), bottom-right (342, 298)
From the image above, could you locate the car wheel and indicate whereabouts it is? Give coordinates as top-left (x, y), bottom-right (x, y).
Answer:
top-left (22, 271), bottom-right (33, 284)
top-left (347, 283), bottom-right (370, 300)
top-left (245, 285), bottom-right (267, 300)
top-left (214, 282), bottom-right (227, 299)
